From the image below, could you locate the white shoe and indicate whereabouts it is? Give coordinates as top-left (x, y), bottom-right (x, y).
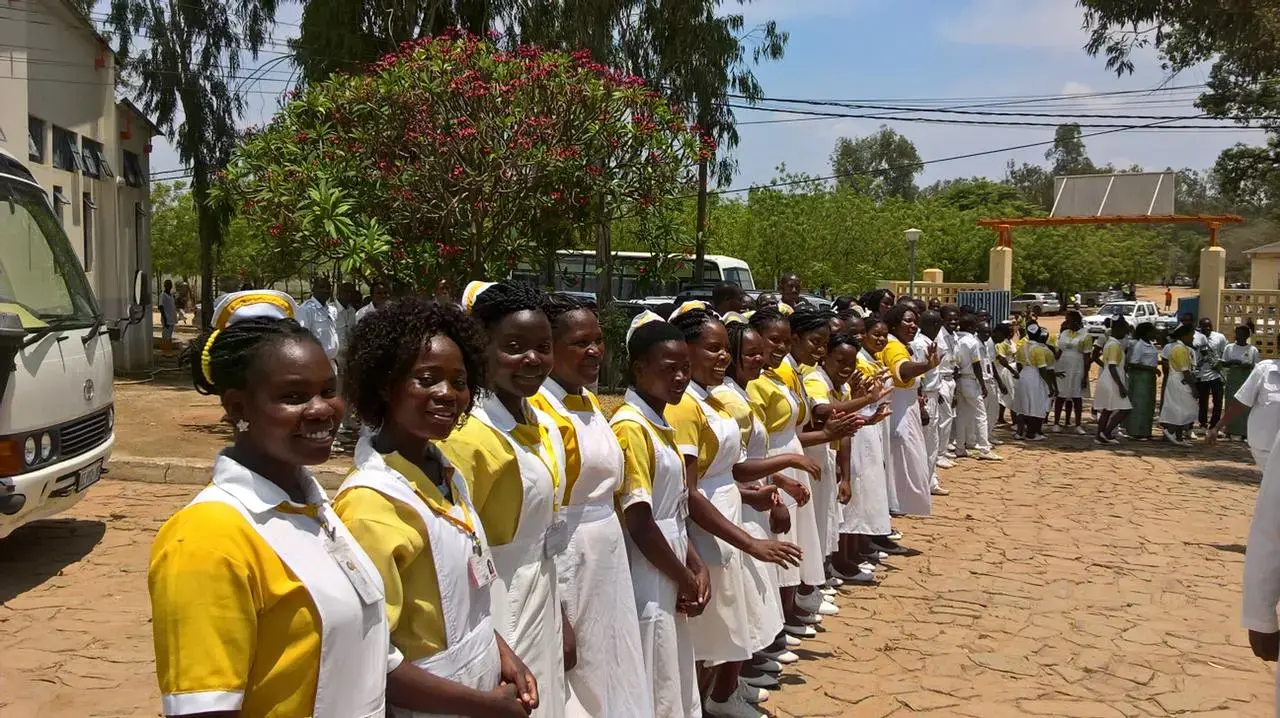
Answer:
top-left (824, 575), bottom-right (843, 588)
top-left (947, 442), bottom-right (957, 452)
top-left (759, 647), bottom-right (799, 663)
top-left (931, 485), bottom-right (952, 495)
top-left (1074, 425), bottom-right (1089, 435)
top-left (935, 456), bottom-right (956, 469)
top-left (784, 622), bottom-right (817, 637)
top-left (815, 600), bottom-right (839, 616)
top-left (737, 681), bottom-right (769, 705)
top-left (707, 694), bottom-right (764, 718)
top-left (1049, 424), bottom-right (1062, 433)
top-left (887, 529), bottom-right (903, 541)
top-left (782, 634), bottom-right (801, 648)
top-left (858, 561), bottom-right (878, 573)
top-left (819, 587), bottom-right (837, 597)
top-left (795, 589), bottom-right (828, 614)
top-left (990, 437), bottom-right (1003, 445)
top-left (976, 450), bottom-right (1004, 461)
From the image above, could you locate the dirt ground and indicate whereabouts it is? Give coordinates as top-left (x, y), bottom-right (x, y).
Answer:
top-left (1, 420), bottom-right (1273, 717)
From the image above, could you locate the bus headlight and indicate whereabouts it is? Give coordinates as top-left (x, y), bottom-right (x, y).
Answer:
top-left (40, 432), bottom-right (53, 461)
top-left (23, 436), bottom-right (37, 466)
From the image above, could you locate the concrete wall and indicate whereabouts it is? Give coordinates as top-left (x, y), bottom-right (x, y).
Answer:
top-left (1250, 256), bottom-right (1280, 291)
top-left (0, 0), bottom-right (154, 371)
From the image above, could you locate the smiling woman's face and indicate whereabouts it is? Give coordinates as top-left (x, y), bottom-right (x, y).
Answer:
top-left (759, 319), bottom-right (791, 369)
top-left (488, 309), bottom-right (553, 399)
top-left (384, 334), bottom-right (471, 441)
top-left (550, 308), bottom-right (603, 392)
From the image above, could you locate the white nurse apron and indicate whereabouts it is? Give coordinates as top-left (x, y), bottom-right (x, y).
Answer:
top-left (1055, 330), bottom-right (1091, 400)
top-left (847, 352), bottom-right (892, 537)
top-left (191, 455), bottom-right (390, 718)
top-left (1160, 364), bottom-right (1199, 426)
top-left (712, 380), bottom-right (785, 654)
top-left (684, 383), bottom-right (753, 665)
top-left (1016, 344), bottom-right (1052, 418)
top-left (536, 382), bottom-right (651, 718)
top-left (472, 396), bottom-right (567, 718)
top-left (803, 367), bottom-right (842, 557)
top-left (611, 392), bottom-right (702, 718)
top-left (764, 367), bottom-right (826, 588)
top-left (341, 440), bottom-right (502, 718)
top-left (884, 342), bottom-right (932, 517)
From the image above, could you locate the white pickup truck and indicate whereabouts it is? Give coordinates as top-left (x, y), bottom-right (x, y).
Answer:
top-left (1082, 300), bottom-right (1160, 338)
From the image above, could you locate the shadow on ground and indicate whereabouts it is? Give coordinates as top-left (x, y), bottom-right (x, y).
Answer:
top-left (0, 519), bottom-right (105, 602)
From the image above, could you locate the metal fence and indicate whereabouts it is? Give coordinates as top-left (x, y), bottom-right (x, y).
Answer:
top-left (1220, 289), bottom-right (1280, 358)
top-left (878, 280), bottom-right (990, 306)
top-left (957, 290), bottom-right (1012, 324)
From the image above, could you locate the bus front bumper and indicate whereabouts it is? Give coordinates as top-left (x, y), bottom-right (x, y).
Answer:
top-left (0, 434), bottom-right (115, 539)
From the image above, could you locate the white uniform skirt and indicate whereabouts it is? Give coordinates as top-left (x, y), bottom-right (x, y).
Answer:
top-left (1015, 367), bottom-right (1052, 418)
top-left (805, 443), bottom-right (840, 557)
top-left (740, 499), bottom-right (785, 652)
top-left (1055, 349), bottom-right (1090, 400)
top-left (1094, 364), bottom-right (1132, 412)
top-left (997, 364), bottom-right (1018, 410)
top-left (627, 521), bottom-right (701, 718)
top-left (1159, 373), bottom-right (1198, 426)
top-left (557, 502), bottom-right (651, 718)
top-left (686, 472), bottom-right (753, 665)
top-left (768, 433), bottom-right (826, 587)
top-left (887, 387), bottom-right (932, 517)
top-left (844, 415), bottom-right (892, 536)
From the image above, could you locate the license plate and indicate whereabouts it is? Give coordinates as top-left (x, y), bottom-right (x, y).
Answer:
top-left (76, 461), bottom-right (102, 491)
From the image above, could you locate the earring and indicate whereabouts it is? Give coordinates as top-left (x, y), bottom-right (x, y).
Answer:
top-left (235, 419), bottom-right (250, 433)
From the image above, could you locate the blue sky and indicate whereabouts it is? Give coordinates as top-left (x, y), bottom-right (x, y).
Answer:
top-left (146, 0), bottom-right (1268, 194)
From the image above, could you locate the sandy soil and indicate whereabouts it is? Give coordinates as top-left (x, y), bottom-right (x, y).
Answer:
top-left (0, 424), bottom-right (1271, 717)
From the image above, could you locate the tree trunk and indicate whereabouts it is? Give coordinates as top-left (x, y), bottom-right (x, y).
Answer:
top-left (595, 200), bottom-right (613, 308)
top-left (191, 159), bottom-right (220, 329)
top-left (694, 157), bottom-right (709, 285)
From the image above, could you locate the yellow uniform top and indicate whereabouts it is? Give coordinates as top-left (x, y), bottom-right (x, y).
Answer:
top-left (529, 389), bottom-right (603, 501)
top-left (772, 360), bottom-right (809, 426)
top-left (436, 407), bottom-right (558, 547)
top-left (877, 337), bottom-right (916, 389)
top-left (856, 354), bottom-right (885, 378)
top-left (1101, 339), bottom-right (1126, 366)
top-left (150, 501), bottom-right (323, 718)
top-left (747, 374), bottom-right (798, 436)
top-left (612, 413), bottom-right (680, 511)
top-left (995, 340), bottom-right (1017, 362)
top-left (1169, 343), bottom-right (1194, 372)
top-left (802, 368), bottom-right (847, 448)
top-left (1025, 343), bottom-right (1055, 369)
top-left (334, 452), bottom-right (466, 663)
top-left (667, 390), bottom-right (719, 476)
top-left (710, 382), bottom-right (763, 454)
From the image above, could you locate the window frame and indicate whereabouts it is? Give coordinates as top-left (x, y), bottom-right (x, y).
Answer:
top-left (122, 150), bottom-right (145, 188)
top-left (81, 192), bottom-right (96, 271)
top-left (28, 116), bottom-right (46, 163)
top-left (51, 126), bottom-right (81, 173)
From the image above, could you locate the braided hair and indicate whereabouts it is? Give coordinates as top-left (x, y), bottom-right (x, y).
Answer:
top-left (725, 320), bottom-right (754, 383)
top-left (669, 307), bottom-right (721, 344)
top-left (788, 306), bottom-right (834, 336)
top-left (829, 331), bottom-right (860, 352)
top-left (542, 292), bottom-right (596, 335)
top-left (471, 281), bottom-right (547, 331)
top-left (344, 297), bottom-right (487, 428)
top-left (191, 318), bottom-right (318, 395)
top-left (748, 305), bottom-right (786, 333)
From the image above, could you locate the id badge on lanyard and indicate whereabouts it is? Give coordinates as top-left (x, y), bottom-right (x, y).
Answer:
top-left (468, 537), bottom-right (498, 589)
top-left (318, 511), bottom-right (383, 606)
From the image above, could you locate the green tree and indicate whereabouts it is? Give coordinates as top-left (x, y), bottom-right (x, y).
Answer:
top-left (102, 0), bottom-right (282, 325)
top-left (149, 181), bottom-right (199, 283)
top-left (1003, 160), bottom-right (1054, 212)
top-left (1045, 123), bottom-right (1096, 176)
top-left (1080, 0), bottom-right (1280, 213)
top-left (829, 126), bottom-right (923, 201)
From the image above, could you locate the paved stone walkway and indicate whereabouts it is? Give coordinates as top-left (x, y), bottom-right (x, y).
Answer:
top-left (0, 434), bottom-right (1273, 717)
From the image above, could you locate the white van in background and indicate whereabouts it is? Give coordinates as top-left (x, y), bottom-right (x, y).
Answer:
top-left (0, 149), bottom-right (144, 538)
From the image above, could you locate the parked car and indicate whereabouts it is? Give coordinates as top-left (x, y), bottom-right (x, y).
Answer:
top-left (1082, 301), bottom-right (1160, 337)
top-left (1010, 292), bottom-right (1062, 316)
top-left (1153, 312), bottom-right (1181, 343)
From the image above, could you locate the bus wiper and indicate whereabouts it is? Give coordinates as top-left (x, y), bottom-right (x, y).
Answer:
top-left (80, 316), bottom-right (106, 344)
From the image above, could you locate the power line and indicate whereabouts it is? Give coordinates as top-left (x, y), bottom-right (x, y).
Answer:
top-left (727, 103), bottom-right (1252, 130)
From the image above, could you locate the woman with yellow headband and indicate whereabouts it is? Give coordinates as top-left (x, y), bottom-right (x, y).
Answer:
top-left (438, 281), bottom-right (569, 718)
top-left (149, 291), bottom-right (394, 718)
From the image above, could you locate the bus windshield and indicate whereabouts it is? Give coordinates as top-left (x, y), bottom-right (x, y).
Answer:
top-left (0, 177), bottom-right (100, 329)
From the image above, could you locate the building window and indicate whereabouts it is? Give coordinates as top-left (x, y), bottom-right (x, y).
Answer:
top-left (52, 185), bottom-right (69, 225)
top-left (82, 193), bottom-right (96, 271)
top-left (123, 151), bottom-right (146, 188)
top-left (52, 127), bottom-right (81, 172)
top-left (28, 117), bottom-right (46, 163)
top-left (82, 139), bottom-right (113, 178)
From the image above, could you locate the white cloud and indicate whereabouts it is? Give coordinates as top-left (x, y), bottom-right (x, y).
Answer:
top-left (941, 0), bottom-right (1088, 51)
top-left (735, 0), bottom-right (867, 25)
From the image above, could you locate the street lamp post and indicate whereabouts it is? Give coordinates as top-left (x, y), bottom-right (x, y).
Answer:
top-left (905, 228), bottom-right (922, 298)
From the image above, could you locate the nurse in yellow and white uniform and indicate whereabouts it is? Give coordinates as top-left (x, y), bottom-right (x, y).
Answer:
top-left (334, 296), bottom-right (538, 718)
top-left (149, 291), bottom-right (392, 718)
top-left (439, 282), bottom-right (569, 718)
top-left (612, 312), bottom-right (705, 718)
top-left (530, 293), bottom-right (651, 718)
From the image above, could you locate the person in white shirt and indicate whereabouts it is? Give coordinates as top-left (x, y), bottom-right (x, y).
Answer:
top-left (159, 279), bottom-right (177, 340)
top-left (355, 281), bottom-right (391, 325)
top-left (911, 308), bottom-right (950, 496)
top-left (297, 277), bottom-right (340, 363)
top-left (933, 306), bottom-right (961, 479)
top-left (954, 314), bottom-right (1002, 461)
top-left (977, 321), bottom-right (1006, 448)
top-left (1240, 440), bottom-right (1280, 712)
top-left (1193, 317), bottom-right (1229, 431)
top-left (1210, 355), bottom-right (1279, 469)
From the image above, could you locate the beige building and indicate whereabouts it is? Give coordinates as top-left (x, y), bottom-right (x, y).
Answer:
top-left (0, 0), bottom-right (157, 371)
top-left (1246, 241), bottom-right (1280, 291)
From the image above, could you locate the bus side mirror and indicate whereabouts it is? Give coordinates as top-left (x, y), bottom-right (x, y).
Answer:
top-left (133, 271), bottom-right (150, 309)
